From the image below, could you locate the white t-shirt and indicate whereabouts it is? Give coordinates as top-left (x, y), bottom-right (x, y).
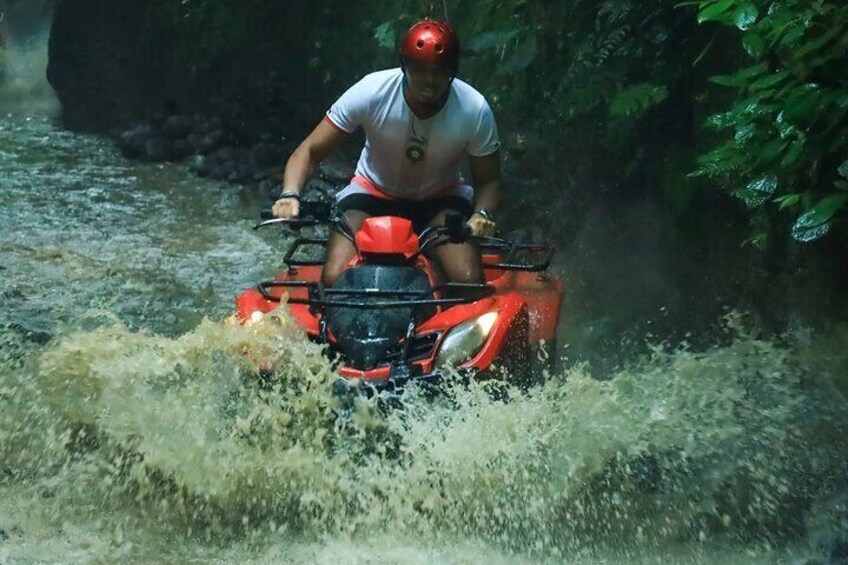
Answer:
top-left (326, 68), bottom-right (500, 200)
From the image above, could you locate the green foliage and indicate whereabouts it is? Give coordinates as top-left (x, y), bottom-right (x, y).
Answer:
top-left (694, 0), bottom-right (848, 242)
top-left (373, 22), bottom-right (396, 49)
top-left (134, 0), bottom-right (847, 253)
top-left (146, 0), bottom-right (259, 69)
top-left (792, 194), bottom-right (848, 241)
top-left (610, 84), bottom-right (670, 117)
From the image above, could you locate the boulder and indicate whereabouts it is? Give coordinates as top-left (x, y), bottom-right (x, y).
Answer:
top-left (161, 114), bottom-right (194, 139)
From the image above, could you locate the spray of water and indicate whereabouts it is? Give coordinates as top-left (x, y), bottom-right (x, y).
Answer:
top-left (2, 309), bottom-right (846, 562)
top-left (0, 13), bottom-right (59, 115)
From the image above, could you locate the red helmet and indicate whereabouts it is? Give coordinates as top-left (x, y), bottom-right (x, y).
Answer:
top-left (399, 19), bottom-right (460, 72)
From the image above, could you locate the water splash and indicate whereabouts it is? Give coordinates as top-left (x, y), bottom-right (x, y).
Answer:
top-left (1, 102), bottom-right (846, 563)
top-left (2, 314), bottom-right (846, 562)
top-left (0, 20), bottom-right (59, 115)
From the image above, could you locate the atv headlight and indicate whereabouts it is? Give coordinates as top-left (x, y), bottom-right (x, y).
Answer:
top-left (435, 311), bottom-right (498, 369)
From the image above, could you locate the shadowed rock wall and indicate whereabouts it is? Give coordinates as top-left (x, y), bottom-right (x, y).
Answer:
top-left (47, 0), bottom-right (180, 131)
top-left (45, 0), bottom-right (375, 136)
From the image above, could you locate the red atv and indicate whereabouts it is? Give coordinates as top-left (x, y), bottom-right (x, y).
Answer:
top-left (235, 199), bottom-right (563, 394)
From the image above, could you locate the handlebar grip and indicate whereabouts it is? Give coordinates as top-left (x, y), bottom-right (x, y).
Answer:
top-left (260, 208), bottom-right (275, 220)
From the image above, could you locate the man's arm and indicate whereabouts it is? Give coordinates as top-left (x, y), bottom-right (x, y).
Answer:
top-left (273, 119), bottom-right (351, 218)
top-left (467, 150), bottom-right (501, 236)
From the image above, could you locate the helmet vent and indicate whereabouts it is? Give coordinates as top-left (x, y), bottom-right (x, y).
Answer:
top-left (416, 39), bottom-right (425, 49)
top-left (435, 43), bottom-right (444, 53)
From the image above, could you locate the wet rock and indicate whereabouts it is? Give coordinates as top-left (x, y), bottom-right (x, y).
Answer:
top-left (142, 136), bottom-right (171, 162)
top-left (118, 123), bottom-right (156, 159)
top-left (255, 166), bottom-right (281, 182)
top-left (196, 129), bottom-right (226, 154)
top-left (225, 160), bottom-right (256, 184)
top-left (305, 177), bottom-right (337, 198)
top-left (197, 115), bottom-right (222, 133)
top-left (187, 154), bottom-right (210, 177)
top-left (161, 114), bottom-right (193, 139)
top-left (318, 155), bottom-right (354, 184)
top-left (170, 139), bottom-right (193, 160)
top-left (214, 145), bottom-right (236, 163)
top-left (250, 142), bottom-right (282, 168)
top-left (258, 178), bottom-right (280, 198)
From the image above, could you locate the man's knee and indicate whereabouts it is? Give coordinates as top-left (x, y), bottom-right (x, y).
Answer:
top-left (439, 249), bottom-right (484, 284)
top-left (321, 263), bottom-right (343, 287)
top-left (321, 239), bottom-right (358, 287)
top-left (448, 266), bottom-right (484, 285)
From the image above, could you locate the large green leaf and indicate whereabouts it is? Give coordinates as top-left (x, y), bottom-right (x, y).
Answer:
top-left (694, 142), bottom-right (749, 176)
top-left (747, 174), bottom-right (778, 196)
top-left (736, 174), bottom-right (778, 206)
top-left (749, 71), bottom-right (791, 92)
top-left (781, 140), bottom-right (806, 167)
top-left (758, 138), bottom-right (790, 163)
top-left (742, 32), bottom-right (765, 57)
top-left (774, 193), bottom-right (801, 210)
top-left (373, 22), bottom-right (395, 49)
top-left (734, 122), bottom-right (757, 143)
top-left (706, 111), bottom-right (737, 129)
top-left (783, 84), bottom-right (824, 122)
top-left (776, 111), bottom-right (800, 139)
top-left (735, 188), bottom-right (769, 207)
top-left (698, 0), bottom-right (736, 23)
top-left (610, 84), bottom-right (669, 117)
top-left (794, 22), bottom-right (843, 59)
top-left (733, 3), bottom-right (758, 30)
top-left (709, 63), bottom-right (768, 87)
top-left (791, 194), bottom-right (848, 242)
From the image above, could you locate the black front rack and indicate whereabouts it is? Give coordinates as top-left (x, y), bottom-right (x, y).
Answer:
top-left (479, 240), bottom-right (554, 272)
top-left (257, 280), bottom-right (494, 310)
top-left (283, 237), bottom-right (328, 267)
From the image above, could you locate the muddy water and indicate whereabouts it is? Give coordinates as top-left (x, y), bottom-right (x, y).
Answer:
top-left (2, 44), bottom-right (848, 565)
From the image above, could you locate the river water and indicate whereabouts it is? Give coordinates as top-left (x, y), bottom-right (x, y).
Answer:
top-left (2, 36), bottom-right (848, 565)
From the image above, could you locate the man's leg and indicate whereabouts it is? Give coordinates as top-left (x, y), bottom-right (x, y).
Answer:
top-left (321, 210), bottom-right (369, 286)
top-left (426, 209), bottom-right (484, 285)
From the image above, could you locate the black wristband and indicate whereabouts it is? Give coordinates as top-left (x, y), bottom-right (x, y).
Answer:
top-left (277, 190), bottom-right (301, 201)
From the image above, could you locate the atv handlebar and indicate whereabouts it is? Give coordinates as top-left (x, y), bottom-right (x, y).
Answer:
top-left (255, 199), bottom-right (334, 230)
top-left (256, 204), bottom-right (553, 271)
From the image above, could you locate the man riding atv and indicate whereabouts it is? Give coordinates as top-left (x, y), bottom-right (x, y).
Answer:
top-left (272, 18), bottom-right (502, 288)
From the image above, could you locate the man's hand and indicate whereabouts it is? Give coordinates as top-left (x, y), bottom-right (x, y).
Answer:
top-left (272, 194), bottom-right (300, 219)
top-left (467, 211), bottom-right (496, 237)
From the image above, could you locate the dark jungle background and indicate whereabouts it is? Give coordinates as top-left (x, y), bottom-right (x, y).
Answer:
top-left (40, 0), bottom-right (848, 356)
top-left (1, 0), bottom-right (847, 563)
